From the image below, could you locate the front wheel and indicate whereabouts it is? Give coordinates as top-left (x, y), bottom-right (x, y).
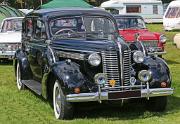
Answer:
top-left (53, 80), bottom-right (73, 119)
top-left (146, 96), bottom-right (167, 112)
top-left (16, 62), bottom-right (25, 90)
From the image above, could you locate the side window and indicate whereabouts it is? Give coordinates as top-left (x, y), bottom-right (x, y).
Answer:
top-left (26, 18), bottom-right (33, 38)
top-left (153, 5), bottom-right (158, 14)
top-left (34, 19), bottom-right (46, 40)
top-left (126, 5), bottom-right (141, 13)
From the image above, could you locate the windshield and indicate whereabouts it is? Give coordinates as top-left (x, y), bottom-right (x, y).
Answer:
top-left (165, 7), bottom-right (180, 18)
top-left (1, 18), bottom-right (23, 32)
top-left (116, 17), bottom-right (146, 29)
top-left (49, 16), bottom-right (116, 40)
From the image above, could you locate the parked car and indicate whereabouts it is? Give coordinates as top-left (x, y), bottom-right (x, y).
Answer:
top-left (0, 17), bottom-right (23, 59)
top-left (14, 8), bottom-right (173, 119)
top-left (114, 15), bottom-right (167, 57)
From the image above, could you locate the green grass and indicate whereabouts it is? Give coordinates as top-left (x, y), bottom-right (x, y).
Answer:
top-left (0, 24), bottom-right (180, 124)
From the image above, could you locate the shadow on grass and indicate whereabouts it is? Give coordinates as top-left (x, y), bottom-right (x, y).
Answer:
top-left (165, 59), bottom-right (180, 65)
top-left (72, 95), bottom-right (180, 120)
top-left (0, 60), bottom-right (13, 65)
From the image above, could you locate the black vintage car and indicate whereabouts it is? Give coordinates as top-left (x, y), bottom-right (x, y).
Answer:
top-left (14, 8), bottom-right (173, 119)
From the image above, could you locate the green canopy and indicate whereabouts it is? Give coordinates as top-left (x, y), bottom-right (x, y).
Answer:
top-left (41, 0), bottom-right (92, 9)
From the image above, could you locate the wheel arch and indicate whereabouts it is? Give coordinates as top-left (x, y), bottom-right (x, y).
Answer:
top-left (41, 60), bottom-right (85, 100)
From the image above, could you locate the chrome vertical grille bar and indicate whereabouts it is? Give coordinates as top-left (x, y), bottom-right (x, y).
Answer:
top-left (123, 50), bottom-right (131, 86)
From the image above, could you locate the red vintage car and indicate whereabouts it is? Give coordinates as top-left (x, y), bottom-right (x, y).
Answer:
top-left (114, 15), bottom-right (166, 56)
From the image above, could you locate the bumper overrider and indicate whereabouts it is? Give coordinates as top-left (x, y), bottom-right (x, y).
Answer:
top-left (66, 87), bottom-right (173, 102)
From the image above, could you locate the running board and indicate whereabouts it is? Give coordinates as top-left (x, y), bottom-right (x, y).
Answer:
top-left (22, 80), bottom-right (42, 95)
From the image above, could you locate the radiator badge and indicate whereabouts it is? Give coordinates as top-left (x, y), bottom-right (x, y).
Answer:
top-left (109, 79), bottom-right (116, 87)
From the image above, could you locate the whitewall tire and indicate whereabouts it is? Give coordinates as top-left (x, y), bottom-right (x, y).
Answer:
top-left (16, 62), bottom-right (25, 90)
top-left (53, 80), bottom-right (73, 119)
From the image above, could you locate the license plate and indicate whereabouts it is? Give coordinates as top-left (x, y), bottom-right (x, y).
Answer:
top-left (108, 91), bottom-right (141, 100)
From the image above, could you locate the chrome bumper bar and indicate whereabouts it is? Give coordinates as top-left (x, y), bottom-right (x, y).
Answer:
top-left (66, 88), bottom-right (173, 102)
top-left (148, 51), bottom-right (167, 56)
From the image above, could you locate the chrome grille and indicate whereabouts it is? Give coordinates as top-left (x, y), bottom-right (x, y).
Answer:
top-left (101, 50), bottom-right (120, 87)
top-left (123, 50), bottom-right (131, 86)
top-left (142, 40), bottom-right (158, 48)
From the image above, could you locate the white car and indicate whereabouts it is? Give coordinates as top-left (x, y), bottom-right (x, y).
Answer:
top-left (0, 17), bottom-right (23, 59)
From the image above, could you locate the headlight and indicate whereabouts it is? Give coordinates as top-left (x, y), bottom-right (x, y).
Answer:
top-left (88, 53), bottom-right (101, 66)
top-left (138, 70), bottom-right (152, 82)
top-left (159, 35), bottom-right (167, 43)
top-left (133, 51), bottom-right (144, 63)
top-left (94, 73), bottom-right (107, 85)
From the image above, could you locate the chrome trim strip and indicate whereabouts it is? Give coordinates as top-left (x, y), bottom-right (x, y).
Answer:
top-left (52, 47), bottom-right (94, 53)
top-left (48, 46), bottom-right (56, 63)
top-left (101, 85), bottom-right (145, 90)
top-left (117, 42), bottom-right (124, 86)
top-left (66, 88), bottom-right (173, 102)
top-left (56, 51), bottom-right (85, 60)
top-left (139, 41), bottom-right (146, 56)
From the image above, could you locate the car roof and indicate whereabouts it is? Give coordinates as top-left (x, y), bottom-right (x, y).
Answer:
top-left (113, 14), bottom-right (143, 19)
top-left (28, 8), bottom-right (112, 17)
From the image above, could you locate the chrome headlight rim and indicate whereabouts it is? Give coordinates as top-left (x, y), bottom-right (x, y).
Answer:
top-left (138, 70), bottom-right (152, 82)
top-left (88, 53), bottom-right (101, 66)
top-left (133, 51), bottom-right (145, 63)
top-left (159, 35), bottom-right (167, 43)
top-left (94, 73), bottom-right (107, 85)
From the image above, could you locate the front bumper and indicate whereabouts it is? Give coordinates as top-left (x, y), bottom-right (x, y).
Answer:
top-left (0, 51), bottom-right (15, 59)
top-left (66, 88), bottom-right (173, 102)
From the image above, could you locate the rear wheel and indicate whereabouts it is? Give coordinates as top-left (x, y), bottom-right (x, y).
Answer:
top-left (146, 96), bottom-right (167, 112)
top-left (16, 62), bottom-right (25, 90)
top-left (53, 80), bottom-right (73, 119)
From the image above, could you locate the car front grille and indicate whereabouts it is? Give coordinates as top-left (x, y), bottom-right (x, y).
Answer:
top-left (101, 49), bottom-right (131, 89)
top-left (142, 40), bottom-right (158, 48)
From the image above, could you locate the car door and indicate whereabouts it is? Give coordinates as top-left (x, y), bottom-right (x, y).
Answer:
top-left (26, 17), bottom-right (47, 82)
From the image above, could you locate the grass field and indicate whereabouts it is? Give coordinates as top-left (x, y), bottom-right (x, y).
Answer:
top-left (0, 24), bottom-right (180, 124)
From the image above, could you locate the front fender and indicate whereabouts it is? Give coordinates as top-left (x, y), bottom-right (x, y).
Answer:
top-left (51, 61), bottom-right (85, 89)
top-left (14, 49), bottom-right (32, 80)
top-left (143, 57), bottom-right (171, 88)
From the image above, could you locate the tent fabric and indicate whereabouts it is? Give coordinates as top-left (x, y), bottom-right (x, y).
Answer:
top-left (41, 0), bottom-right (92, 9)
top-left (0, 5), bottom-right (24, 24)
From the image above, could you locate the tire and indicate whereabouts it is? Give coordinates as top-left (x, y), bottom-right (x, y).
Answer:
top-left (53, 80), bottom-right (73, 119)
top-left (146, 96), bottom-right (167, 112)
top-left (16, 62), bottom-right (25, 90)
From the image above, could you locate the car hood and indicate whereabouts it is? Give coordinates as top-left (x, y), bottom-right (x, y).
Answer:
top-left (0, 31), bottom-right (21, 43)
top-left (51, 39), bottom-right (119, 53)
top-left (119, 29), bottom-right (158, 42)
